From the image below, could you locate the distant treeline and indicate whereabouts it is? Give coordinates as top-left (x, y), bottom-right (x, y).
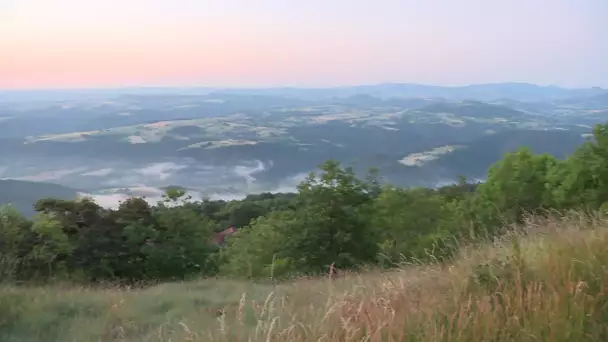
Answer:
top-left (3, 122), bottom-right (608, 283)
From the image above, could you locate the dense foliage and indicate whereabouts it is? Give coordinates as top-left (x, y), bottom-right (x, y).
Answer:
top-left (3, 122), bottom-right (608, 283)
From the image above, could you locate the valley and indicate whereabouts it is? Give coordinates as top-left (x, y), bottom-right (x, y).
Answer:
top-left (1, 83), bottom-right (607, 214)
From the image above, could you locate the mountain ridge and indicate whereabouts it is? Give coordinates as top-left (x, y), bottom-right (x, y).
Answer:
top-left (2, 82), bottom-right (605, 103)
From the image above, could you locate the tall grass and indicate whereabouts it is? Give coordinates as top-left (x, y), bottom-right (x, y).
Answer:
top-left (2, 213), bottom-right (608, 341)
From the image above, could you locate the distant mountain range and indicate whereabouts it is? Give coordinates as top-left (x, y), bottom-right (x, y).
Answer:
top-left (212, 83), bottom-right (606, 102)
top-left (2, 82), bottom-right (605, 103)
top-left (557, 91), bottom-right (608, 107)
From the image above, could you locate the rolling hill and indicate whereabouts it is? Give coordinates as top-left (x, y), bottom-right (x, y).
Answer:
top-left (1, 84), bottom-right (606, 208)
top-left (0, 180), bottom-right (80, 217)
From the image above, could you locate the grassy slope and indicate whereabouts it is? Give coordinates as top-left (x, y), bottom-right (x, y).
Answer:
top-left (2, 214), bottom-right (608, 341)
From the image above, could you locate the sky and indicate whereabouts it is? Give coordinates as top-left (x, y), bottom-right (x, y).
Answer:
top-left (1, 0), bottom-right (607, 89)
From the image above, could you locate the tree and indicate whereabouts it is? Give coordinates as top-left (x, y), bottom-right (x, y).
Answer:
top-left (549, 123), bottom-right (608, 210)
top-left (0, 205), bottom-right (31, 257)
top-left (0, 205), bottom-right (34, 280)
top-left (29, 214), bottom-right (74, 278)
top-left (163, 187), bottom-right (188, 202)
top-left (141, 204), bottom-right (218, 279)
top-left (372, 186), bottom-right (458, 265)
top-left (436, 176), bottom-right (479, 202)
top-left (285, 160), bottom-right (379, 272)
top-left (226, 201), bottom-right (270, 228)
top-left (220, 210), bottom-right (297, 278)
top-left (471, 148), bottom-right (557, 233)
top-left (221, 160), bottom-right (380, 277)
top-left (32, 198), bottom-right (116, 280)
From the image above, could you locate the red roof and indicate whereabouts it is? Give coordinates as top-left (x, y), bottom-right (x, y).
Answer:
top-left (211, 226), bottom-right (237, 245)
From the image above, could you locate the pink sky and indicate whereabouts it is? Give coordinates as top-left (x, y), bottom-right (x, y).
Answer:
top-left (1, 0), bottom-right (607, 89)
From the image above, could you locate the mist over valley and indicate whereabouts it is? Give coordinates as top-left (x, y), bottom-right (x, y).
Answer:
top-left (1, 83), bottom-right (606, 215)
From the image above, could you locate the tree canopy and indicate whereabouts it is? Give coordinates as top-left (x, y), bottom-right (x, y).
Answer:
top-left (3, 123), bottom-right (608, 283)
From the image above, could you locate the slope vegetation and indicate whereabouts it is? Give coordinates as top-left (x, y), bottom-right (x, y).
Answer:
top-left (1, 214), bottom-right (607, 341)
top-left (4, 122), bottom-right (608, 341)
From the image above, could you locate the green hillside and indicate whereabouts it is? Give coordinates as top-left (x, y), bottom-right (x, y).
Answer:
top-left (0, 180), bottom-right (80, 217)
top-left (3, 122), bottom-right (608, 341)
top-left (2, 88), bottom-right (608, 341)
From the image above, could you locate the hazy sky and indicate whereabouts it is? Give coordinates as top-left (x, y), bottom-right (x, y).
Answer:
top-left (1, 0), bottom-right (607, 89)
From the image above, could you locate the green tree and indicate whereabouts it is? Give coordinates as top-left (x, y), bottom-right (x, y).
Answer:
top-left (285, 160), bottom-right (379, 272)
top-left (373, 186), bottom-right (458, 265)
top-left (436, 176), bottom-right (478, 202)
top-left (221, 161), bottom-right (380, 277)
top-left (471, 148), bottom-right (557, 233)
top-left (163, 187), bottom-right (189, 203)
top-left (0, 206), bottom-right (31, 257)
top-left (549, 123), bottom-right (608, 210)
top-left (0, 205), bottom-right (33, 280)
top-left (220, 210), bottom-right (297, 278)
top-left (29, 214), bottom-right (74, 278)
top-left (142, 204), bottom-right (218, 279)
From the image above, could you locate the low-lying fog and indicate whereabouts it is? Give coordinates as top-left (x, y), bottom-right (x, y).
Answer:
top-left (0, 157), bottom-right (308, 208)
top-left (1, 157), bottom-right (481, 209)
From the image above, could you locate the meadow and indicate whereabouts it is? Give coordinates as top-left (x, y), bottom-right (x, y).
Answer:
top-left (2, 213), bottom-right (607, 341)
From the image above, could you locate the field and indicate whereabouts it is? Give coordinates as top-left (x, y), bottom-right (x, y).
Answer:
top-left (2, 214), bottom-right (608, 341)
top-left (398, 145), bottom-right (462, 166)
top-left (21, 100), bottom-right (565, 147)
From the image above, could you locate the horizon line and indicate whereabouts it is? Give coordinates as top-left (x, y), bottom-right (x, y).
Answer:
top-left (1, 81), bottom-right (606, 93)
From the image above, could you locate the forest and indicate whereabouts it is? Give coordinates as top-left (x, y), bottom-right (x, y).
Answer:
top-left (2, 122), bottom-right (608, 284)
